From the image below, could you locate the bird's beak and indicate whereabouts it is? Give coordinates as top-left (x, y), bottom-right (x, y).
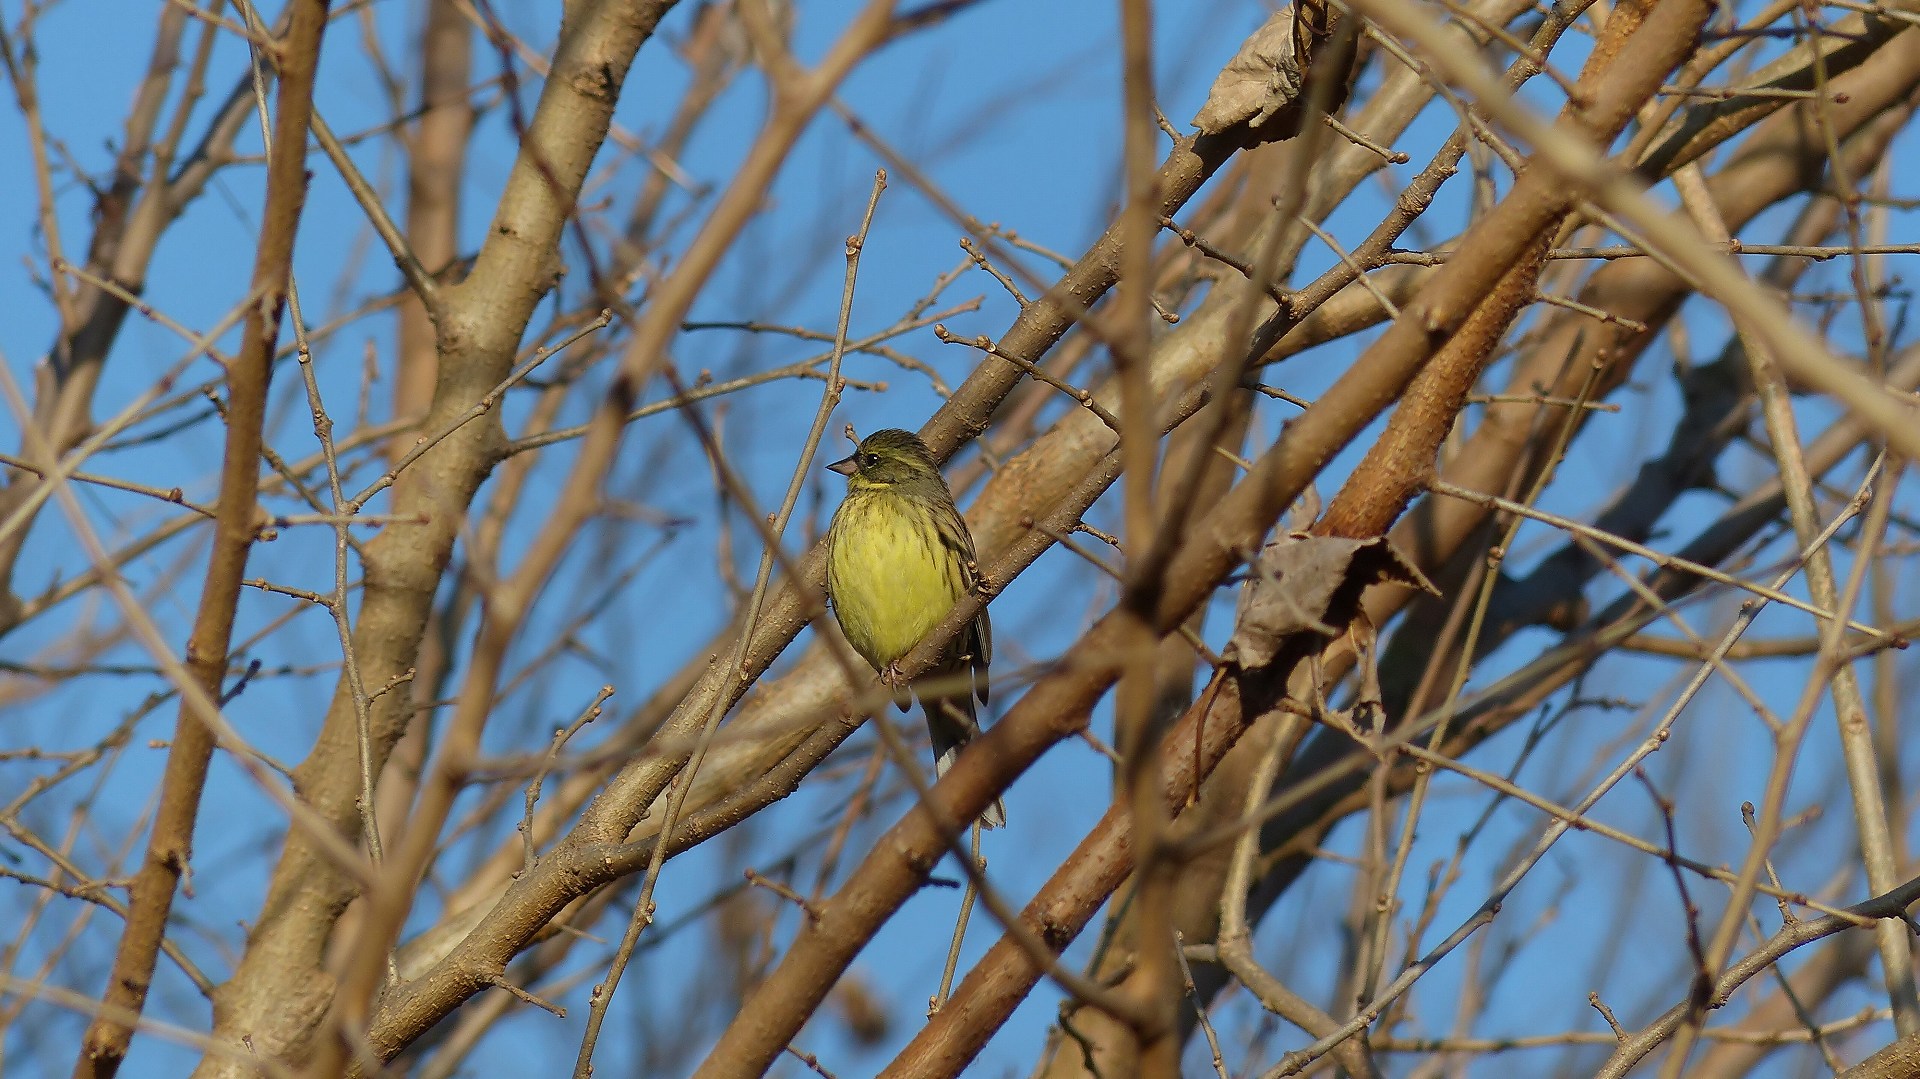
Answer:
top-left (826, 453), bottom-right (857, 476)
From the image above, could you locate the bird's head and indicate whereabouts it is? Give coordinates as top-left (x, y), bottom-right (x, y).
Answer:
top-left (828, 428), bottom-right (941, 491)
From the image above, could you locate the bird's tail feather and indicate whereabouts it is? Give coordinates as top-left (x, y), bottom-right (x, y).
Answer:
top-left (928, 699), bottom-right (1006, 829)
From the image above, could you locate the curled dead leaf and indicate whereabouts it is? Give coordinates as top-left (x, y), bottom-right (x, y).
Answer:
top-left (1192, 10), bottom-right (1304, 135)
top-left (1228, 532), bottom-right (1436, 668)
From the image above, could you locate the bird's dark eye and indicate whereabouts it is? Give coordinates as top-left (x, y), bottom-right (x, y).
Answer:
top-left (862, 453), bottom-right (879, 467)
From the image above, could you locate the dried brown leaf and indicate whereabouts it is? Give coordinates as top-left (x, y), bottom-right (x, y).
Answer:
top-left (1229, 533), bottom-right (1435, 667)
top-left (1191, 10), bottom-right (1305, 135)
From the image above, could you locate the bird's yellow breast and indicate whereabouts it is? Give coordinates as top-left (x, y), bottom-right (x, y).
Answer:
top-left (828, 492), bottom-right (966, 670)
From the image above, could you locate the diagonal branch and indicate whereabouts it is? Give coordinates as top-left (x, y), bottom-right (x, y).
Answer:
top-left (73, 3), bottom-right (334, 1076)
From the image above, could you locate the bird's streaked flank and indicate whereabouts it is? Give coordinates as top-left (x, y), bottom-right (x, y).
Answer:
top-left (825, 428), bottom-right (1003, 828)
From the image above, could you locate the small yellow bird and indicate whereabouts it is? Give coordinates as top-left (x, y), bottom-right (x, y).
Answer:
top-left (826, 428), bottom-right (1003, 828)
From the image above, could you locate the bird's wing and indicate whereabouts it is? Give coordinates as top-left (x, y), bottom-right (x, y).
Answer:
top-left (934, 501), bottom-right (992, 707)
top-left (970, 607), bottom-right (991, 706)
